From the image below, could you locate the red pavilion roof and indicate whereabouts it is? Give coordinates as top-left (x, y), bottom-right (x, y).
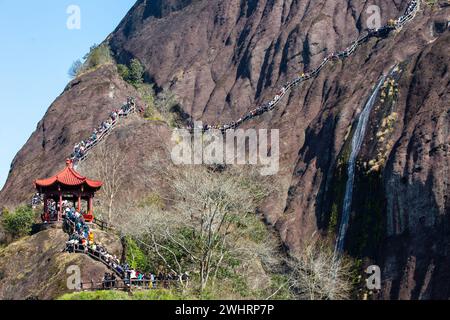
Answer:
top-left (35, 159), bottom-right (103, 189)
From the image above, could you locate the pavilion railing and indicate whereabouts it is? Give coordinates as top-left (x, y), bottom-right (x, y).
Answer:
top-left (65, 242), bottom-right (185, 292)
top-left (76, 278), bottom-right (179, 292)
top-left (92, 217), bottom-right (111, 231)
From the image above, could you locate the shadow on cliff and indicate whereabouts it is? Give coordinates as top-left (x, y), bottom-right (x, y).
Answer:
top-left (284, 112), bottom-right (338, 223)
top-left (290, 117), bottom-right (450, 299)
top-left (376, 171), bottom-right (450, 300)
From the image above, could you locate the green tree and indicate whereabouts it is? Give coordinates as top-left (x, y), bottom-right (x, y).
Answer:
top-left (70, 43), bottom-right (113, 77)
top-left (2, 206), bottom-right (36, 238)
top-left (117, 64), bottom-right (130, 82)
top-left (128, 58), bottom-right (145, 85)
top-left (125, 236), bottom-right (150, 272)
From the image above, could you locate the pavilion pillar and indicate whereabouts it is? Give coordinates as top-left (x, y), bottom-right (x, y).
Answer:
top-left (77, 194), bottom-right (82, 212)
top-left (58, 191), bottom-right (63, 221)
top-left (43, 195), bottom-right (48, 214)
top-left (88, 196), bottom-right (93, 215)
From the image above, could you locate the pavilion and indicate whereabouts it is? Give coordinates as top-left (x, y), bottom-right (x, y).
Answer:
top-left (34, 159), bottom-right (103, 223)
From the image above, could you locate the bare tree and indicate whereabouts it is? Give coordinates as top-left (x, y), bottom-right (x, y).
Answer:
top-left (80, 143), bottom-right (127, 224)
top-left (68, 59), bottom-right (83, 78)
top-left (155, 90), bottom-right (178, 114)
top-left (119, 165), bottom-right (275, 292)
top-left (288, 237), bottom-right (354, 300)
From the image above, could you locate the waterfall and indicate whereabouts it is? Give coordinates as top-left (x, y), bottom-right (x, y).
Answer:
top-left (334, 74), bottom-right (387, 254)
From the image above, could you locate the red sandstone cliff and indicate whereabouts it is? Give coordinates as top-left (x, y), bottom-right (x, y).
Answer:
top-left (0, 0), bottom-right (449, 299)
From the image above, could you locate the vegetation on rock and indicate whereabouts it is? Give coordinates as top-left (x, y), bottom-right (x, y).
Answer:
top-left (1, 206), bottom-right (36, 239)
top-left (117, 58), bottom-right (145, 86)
top-left (58, 289), bottom-right (184, 300)
top-left (116, 164), bottom-right (281, 297)
top-left (288, 238), bottom-right (354, 300)
top-left (69, 43), bottom-right (113, 78)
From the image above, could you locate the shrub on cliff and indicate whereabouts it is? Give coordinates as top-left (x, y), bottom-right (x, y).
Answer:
top-left (68, 59), bottom-right (83, 78)
top-left (70, 43), bottom-right (113, 78)
top-left (1, 206), bottom-right (36, 238)
top-left (83, 43), bottom-right (112, 70)
top-left (117, 58), bottom-right (145, 86)
top-left (117, 64), bottom-right (130, 81)
top-left (129, 58), bottom-right (145, 85)
top-left (288, 238), bottom-right (354, 300)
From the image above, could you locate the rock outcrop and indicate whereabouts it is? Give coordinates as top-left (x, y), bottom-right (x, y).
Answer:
top-left (0, 228), bottom-right (121, 300)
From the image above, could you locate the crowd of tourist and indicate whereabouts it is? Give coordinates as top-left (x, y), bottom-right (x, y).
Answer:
top-left (101, 269), bottom-right (189, 289)
top-left (189, 0), bottom-right (419, 134)
top-left (41, 199), bottom-right (58, 222)
top-left (40, 0), bottom-right (420, 292)
top-left (63, 205), bottom-right (189, 290)
top-left (31, 193), bottom-right (43, 208)
top-left (64, 212), bottom-right (127, 279)
top-left (67, 231), bottom-right (190, 290)
top-left (64, 204), bottom-right (92, 244)
top-left (101, 273), bottom-right (118, 289)
top-left (70, 97), bottom-right (136, 163)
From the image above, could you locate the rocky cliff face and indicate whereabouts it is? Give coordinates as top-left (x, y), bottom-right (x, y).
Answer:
top-left (0, 0), bottom-right (449, 299)
top-left (0, 228), bottom-right (121, 300)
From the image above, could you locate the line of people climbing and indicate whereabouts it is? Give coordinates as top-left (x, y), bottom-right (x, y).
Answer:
top-left (42, 0), bottom-right (420, 177)
top-left (189, 0), bottom-right (420, 133)
top-left (31, 192), bottom-right (44, 208)
top-left (41, 198), bottom-right (58, 222)
top-left (63, 205), bottom-right (189, 289)
top-left (64, 205), bottom-right (92, 242)
top-left (64, 209), bottom-right (129, 279)
top-left (102, 269), bottom-right (187, 290)
top-left (31, 98), bottom-right (139, 208)
top-left (66, 236), bottom-right (188, 289)
top-left (70, 97), bottom-right (137, 165)
top-left (33, 0), bottom-right (421, 293)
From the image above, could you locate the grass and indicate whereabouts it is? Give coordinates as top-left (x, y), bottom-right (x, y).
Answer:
top-left (58, 290), bottom-right (131, 300)
top-left (132, 289), bottom-right (183, 300)
top-left (76, 62), bottom-right (115, 78)
top-left (57, 289), bottom-right (183, 300)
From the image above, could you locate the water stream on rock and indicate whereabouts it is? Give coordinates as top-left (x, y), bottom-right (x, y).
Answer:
top-left (334, 74), bottom-right (387, 254)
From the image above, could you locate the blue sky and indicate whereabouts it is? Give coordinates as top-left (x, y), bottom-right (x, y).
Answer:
top-left (0, 0), bottom-right (136, 190)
